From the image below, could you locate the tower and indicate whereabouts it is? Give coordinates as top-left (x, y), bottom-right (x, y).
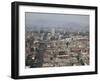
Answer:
top-left (51, 28), bottom-right (55, 36)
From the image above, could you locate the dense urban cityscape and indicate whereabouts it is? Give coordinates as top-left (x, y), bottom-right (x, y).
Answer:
top-left (25, 13), bottom-right (89, 68)
top-left (25, 28), bottom-right (89, 68)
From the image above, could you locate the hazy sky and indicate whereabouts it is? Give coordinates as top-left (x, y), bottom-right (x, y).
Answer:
top-left (25, 12), bottom-right (89, 31)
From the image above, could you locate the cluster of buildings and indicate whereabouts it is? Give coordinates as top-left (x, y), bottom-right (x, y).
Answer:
top-left (25, 28), bottom-right (89, 68)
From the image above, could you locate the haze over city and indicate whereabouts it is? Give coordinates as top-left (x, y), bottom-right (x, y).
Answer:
top-left (25, 12), bottom-right (89, 32)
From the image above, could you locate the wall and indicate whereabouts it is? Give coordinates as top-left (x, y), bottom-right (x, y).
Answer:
top-left (0, 0), bottom-right (99, 81)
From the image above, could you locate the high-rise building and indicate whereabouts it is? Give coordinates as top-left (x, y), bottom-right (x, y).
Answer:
top-left (51, 28), bottom-right (55, 36)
